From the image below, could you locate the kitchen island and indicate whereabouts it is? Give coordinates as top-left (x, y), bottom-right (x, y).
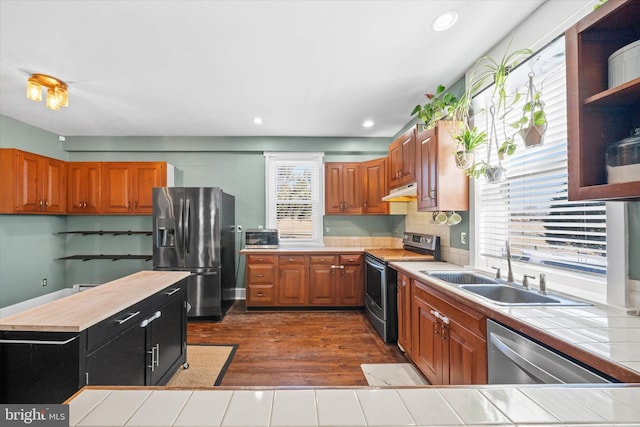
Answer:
top-left (0, 270), bottom-right (190, 404)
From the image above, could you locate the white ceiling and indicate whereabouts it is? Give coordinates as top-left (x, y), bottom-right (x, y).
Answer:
top-left (0, 0), bottom-right (546, 138)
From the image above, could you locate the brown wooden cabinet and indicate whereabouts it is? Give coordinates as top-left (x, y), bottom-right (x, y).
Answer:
top-left (309, 255), bottom-right (337, 305)
top-left (325, 162), bottom-right (362, 214)
top-left (337, 254), bottom-right (363, 305)
top-left (67, 162), bottom-right (102, 214)
top-left (396, 271), bottom-right (412, 355)
top-left (308, 254), bottom-right (363, 306)
top-left (389, 126), bottom-right (416, 189)
top-left (411, 278), bottom-right (487, 385)
top-left (246, 255), bottom-right (277, 306)
top-left (361, 158), bottom-right (389, 214)
top-left (415, 121), bottom-right (469, 212)
top-left (278, 255), bottom-right (307, 305)
top-left (0, 148), bottom-right (66, 214)
top-left (102, 162), bottom-right (166, 214)
top-left (325, 158), bottom-right (388, 215)
top-left (565, 0), bottom-right (640, 201)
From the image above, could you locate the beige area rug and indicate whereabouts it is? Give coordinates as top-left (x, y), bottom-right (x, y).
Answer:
top-left (361, 363), bottom-right (429, 386)
top-left (166, 344), bottom-right (238, 387)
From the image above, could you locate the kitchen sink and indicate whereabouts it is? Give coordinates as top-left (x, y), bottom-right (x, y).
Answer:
top-left (459, 284), bottom-right (590, 306)
top-left (424, 271), bottom-right (500, 285)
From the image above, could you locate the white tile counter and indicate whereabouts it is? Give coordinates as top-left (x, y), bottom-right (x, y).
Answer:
top-left (390, 262), bottom-right (640, 382)
top-left (67, 385), bottom-right (640, 426)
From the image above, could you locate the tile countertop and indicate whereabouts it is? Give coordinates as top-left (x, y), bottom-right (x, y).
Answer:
top-left (240, 246), bottom-right (368, 253)
top-left (390, 262), bottom-right (640, 383)
top-left (67, 385), bottom-right (640, 426)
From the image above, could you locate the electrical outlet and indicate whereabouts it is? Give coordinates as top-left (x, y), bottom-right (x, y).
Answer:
top-left (325, 226), bottom-right (330, 233)
top-left (460, 232), bottom-right (467, 245)
top-left (236, 225), bottom-right (243, 233)
top-left (42, 278), bottom-right (48, 287)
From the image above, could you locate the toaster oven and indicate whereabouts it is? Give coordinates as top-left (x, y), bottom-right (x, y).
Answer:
top-left (244, 229), bottom-right (279, 248)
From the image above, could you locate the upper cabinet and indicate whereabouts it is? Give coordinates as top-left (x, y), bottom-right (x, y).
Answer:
top-left (67, 162), bottom-right (102, 214)
top-left (102, 162), bottom-right (167, 214)
top-left (565, 0), bottom-right (640, 201)
top-left (388, 127), bottom-right (416, 188)
top-left (0, 149), bottom-right (66, 214)
top-left (415, 122), bottom-right (469, 212)
top-left (325, 158), bottom-right (389, 215)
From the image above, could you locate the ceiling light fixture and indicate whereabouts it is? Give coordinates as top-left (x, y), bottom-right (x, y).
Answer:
top-left (253, 117), bottom-right (263, 125)
top-left (432, 10), bottom-right (458, 32)
top-left (362, 119), bottom-right (374, 128)
top-left (26, 73), bottom-right (69, 111)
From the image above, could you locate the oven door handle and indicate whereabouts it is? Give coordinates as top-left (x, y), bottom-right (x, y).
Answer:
top-left (489, 333), bottom-right (561, 384)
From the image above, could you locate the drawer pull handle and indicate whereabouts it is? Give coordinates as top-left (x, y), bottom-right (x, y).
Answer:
top-left (256, 273), bottom-right (264, 277)
top-left (115, 310), bottom-right (141, 325)
top-left (257, 293), bottom-right (265, 297)
top-left (0, 336), bottom-right (78, 345)
top-left (165, 288), bottom-right (180, 296)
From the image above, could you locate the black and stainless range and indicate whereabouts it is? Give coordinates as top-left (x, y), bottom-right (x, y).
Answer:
top-left (364, 232), bottom-right (440, 343)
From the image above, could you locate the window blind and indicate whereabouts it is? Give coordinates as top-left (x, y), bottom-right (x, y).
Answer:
top-left (264, 153), bottom-right (324, 245)
top-left (472, 37), bottom-right (607, 276)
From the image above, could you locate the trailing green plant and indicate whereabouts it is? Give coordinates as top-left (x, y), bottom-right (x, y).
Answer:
top-left (594, 0), bottom-right (608, 10)
top-left (411, 84), bottom-right (460, 128)
top-left (454, 126), bottom-right (487, 152)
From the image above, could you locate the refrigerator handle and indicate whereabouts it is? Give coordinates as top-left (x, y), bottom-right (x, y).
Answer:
top-left (177, 198), bottom-right (184, 253)
top-left (185, 198), bottom-right (191, 253)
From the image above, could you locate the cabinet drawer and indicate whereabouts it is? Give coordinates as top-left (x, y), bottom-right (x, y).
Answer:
top-left (279, 255), bottom-right (305, 265)
top-left (247, 264), bottom-right (275, 284)
top-left (151, 279), bottom-right (187, 308)
top-left (247, 285), bottom-right (275, 305)
top-left (247, 255), bottom-right (275, 264)
top-left (309, 255), bottom-right (335, 265)
top-left (340, 254), bottom-right (362, 265)
top-left (87, 298), bottom-right (152, 353)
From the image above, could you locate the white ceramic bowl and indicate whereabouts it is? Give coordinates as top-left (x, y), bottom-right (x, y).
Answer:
top-left (608, 39), bottom-right (640, 88)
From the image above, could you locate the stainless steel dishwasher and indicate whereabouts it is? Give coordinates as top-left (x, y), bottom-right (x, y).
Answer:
top-left (487, 319), bottom-right (614, 384)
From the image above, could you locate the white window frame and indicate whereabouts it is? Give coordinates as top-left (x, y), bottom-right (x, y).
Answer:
top-left (264, 152), bottom-right (324, 247)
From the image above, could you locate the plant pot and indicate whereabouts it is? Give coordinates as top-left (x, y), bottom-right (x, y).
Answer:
top-left (454, 150), bottom-right (474, 169)
top-left (484, 165), bottom-right (506, 183)
top-left (519, 123), bottom-right (547, 148)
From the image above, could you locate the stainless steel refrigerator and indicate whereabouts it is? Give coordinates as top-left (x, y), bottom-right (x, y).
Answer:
top-left (152, 187), bottom-right (235, 319)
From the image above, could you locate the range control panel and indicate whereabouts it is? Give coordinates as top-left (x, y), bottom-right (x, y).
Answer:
top-left (402, 232), bottom-right (440, 253)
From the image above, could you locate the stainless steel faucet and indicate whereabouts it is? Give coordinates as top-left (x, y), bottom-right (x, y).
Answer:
top-left (538, 273), bottom-right (547, 295)
top-left (505, 240), bottom-right (514, 285)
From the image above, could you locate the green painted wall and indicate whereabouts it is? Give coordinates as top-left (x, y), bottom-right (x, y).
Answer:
top-left (0, 116), bottom-right (69, 307)
top-left (629, 203), bottom-right (640, 280)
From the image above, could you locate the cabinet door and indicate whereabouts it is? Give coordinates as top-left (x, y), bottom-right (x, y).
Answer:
top-left (309, 263), bottom-right (336, 305)
top-left (412, 291), bottom-right (443, 385)
top-left (132, 162), bottom-right (165, 213)
top-left (16, 150), bottom-right (43, 212)
top-left (342, 163), bottom-right (361, 214)
top-left (324, 163), bottom-right (344, 214)
top-left (388, 139), bottom-right (403, 188)
top-left (148, 296), bottom-right (187, 385)
top-left (86, 325), bottom-right (147, 386)
top-left (447, 318), bottom-right (487, 385)
top-left (102, 163), bottom-right (132, 213)
top-left (400, 131), bottom-right (416, 184)
top-left (42, 157), bottom-right (66, 213)
top-left (362, 158), bottom-right (388, 214)
top-left (339, 263), bottom-right (363, 305)
top-left (278, 256), bottom-right (306, 305)
top-left (416, 128), bottom-right (438, 210)
top-left (397, 272), bottom-right (412, 354)
top-left (68, 163), bottom-right (102, 214)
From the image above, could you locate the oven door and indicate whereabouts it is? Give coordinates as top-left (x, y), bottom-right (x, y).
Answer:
top-left (364, 254), bottom-right (386, 320)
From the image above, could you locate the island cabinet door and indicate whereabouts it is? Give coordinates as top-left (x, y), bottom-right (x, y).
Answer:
top-left (0, 331), bottom-right (83, 404)
top-left (147, 293), bottom-right (187, 385)
top-left (86, 325), bottom-right (147, 387)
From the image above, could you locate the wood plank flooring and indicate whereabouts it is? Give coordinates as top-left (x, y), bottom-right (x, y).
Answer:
top-left (187, 302), bottom-right (409, 386)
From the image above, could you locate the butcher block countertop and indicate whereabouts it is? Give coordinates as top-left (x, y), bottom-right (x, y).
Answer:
top-left (0, 270), bottom-right (190, 333)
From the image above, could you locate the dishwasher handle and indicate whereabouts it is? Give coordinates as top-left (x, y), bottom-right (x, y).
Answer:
top-left (489, 332), bottom-right (562, 384)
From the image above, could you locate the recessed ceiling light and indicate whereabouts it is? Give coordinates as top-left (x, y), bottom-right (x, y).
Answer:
top-left (253, 117), bottom-right (263, 125)
top-left (432, 10), bottom-right (458, 32)
top-left (362, 120), bottom-right (374, 128)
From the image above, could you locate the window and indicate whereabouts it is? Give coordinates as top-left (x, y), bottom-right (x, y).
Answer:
top-left (264, 152), bottom-right (324, 246)
top-left (472, 37), bottom-right (607, 280)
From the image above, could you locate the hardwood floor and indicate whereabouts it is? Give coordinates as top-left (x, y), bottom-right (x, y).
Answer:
top-left (187, 302), bottom-right (409, 386)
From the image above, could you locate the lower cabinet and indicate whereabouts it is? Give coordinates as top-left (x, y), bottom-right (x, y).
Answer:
top-left (245, 252), bottom-right (363, 308)
top-left (410, 278), bottom-right (487, 385)
top-left (0, 280), bottom-right (187, 404)
top-left (396, 271), bottom-right (412, 355)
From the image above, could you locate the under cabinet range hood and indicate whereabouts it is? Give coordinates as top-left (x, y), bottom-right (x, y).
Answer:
top-left (382, 183), bottom-right (417, 202)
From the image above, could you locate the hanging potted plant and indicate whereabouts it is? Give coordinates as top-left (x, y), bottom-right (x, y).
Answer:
top-left (411, 84), bottom-right (460, 129)
top-left (453, 126), bottom-right (487, 169)
top-left (511, 72), bottom-right (547, 148)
